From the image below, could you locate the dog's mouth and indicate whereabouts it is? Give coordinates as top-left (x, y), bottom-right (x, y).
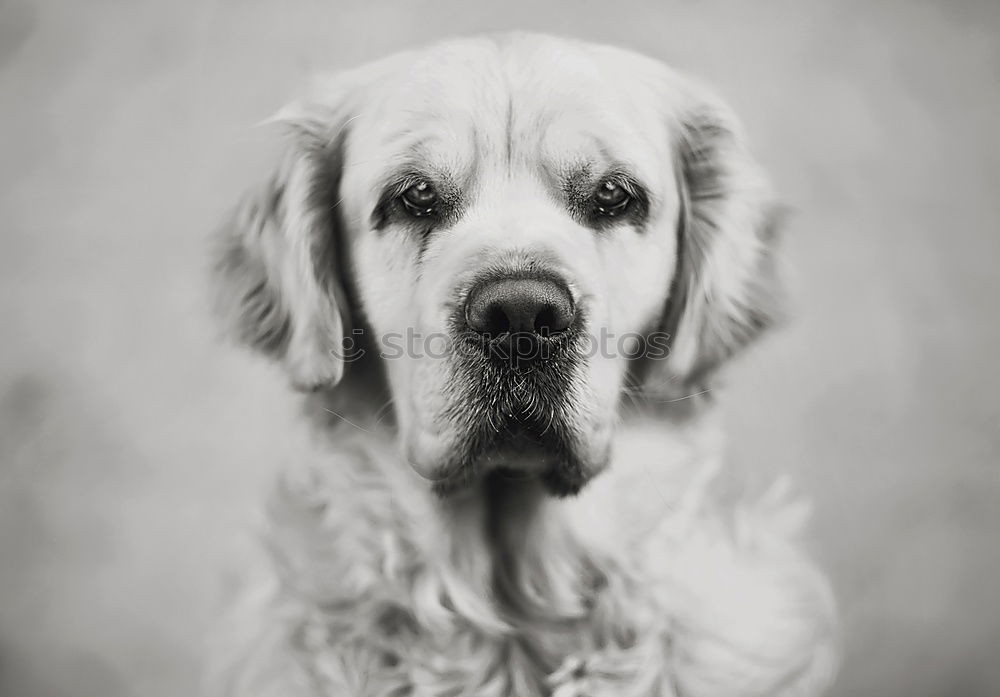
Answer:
top-left (430, 399), bottom-right (598, 499)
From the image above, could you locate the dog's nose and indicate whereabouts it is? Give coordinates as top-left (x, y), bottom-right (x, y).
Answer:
top-left (465, 277), bottom-right (575, 338)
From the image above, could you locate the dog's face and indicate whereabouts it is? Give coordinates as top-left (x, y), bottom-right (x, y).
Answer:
top-left (215, 35), bottom-right (780, 497)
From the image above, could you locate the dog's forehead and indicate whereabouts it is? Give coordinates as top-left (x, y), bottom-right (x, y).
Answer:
top-left (348, 36), bottom-right (669, 184)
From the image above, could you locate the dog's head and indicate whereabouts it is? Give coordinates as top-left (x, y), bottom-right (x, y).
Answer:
top-left (214, 34), bottom-right (781, 497)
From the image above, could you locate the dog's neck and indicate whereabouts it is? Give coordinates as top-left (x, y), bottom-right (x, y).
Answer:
top-left (234, 389), bottom-right (835, 697)
top-left (294, 387), bottom-right (725, 624)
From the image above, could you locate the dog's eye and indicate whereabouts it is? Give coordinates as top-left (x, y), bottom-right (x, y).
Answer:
top-left (593, 179), bottom-right (632, 217)
top-left (400, 181), bottom-right (438, 217)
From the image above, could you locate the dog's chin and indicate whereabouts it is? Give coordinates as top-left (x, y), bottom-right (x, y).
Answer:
top-left (429, 425), bottom-right (600, 500)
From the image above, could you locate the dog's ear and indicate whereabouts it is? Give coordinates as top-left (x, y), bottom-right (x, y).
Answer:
top-left (652, 81), bottom-right (785, 396)
top-left (212, 95), bottom-right (355, 391)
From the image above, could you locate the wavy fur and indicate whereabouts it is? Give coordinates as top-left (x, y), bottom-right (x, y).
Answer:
top-left (208, 417), bottom-right (835, 697)
top-left (209, 34), bottom-right (837, 697)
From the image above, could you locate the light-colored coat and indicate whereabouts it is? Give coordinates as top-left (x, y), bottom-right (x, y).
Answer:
top-left (209, 33), bottom-right (837, 697)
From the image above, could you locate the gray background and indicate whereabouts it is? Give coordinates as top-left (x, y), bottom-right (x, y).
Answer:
top-left (1, 0), bottom-right (998, 695)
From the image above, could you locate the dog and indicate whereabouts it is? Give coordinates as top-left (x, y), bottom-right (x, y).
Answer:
top-left (210, 33), bottom-right (837, 697)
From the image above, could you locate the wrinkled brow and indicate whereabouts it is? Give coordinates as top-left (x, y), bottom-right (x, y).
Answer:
top-left (373, 119), bottom-right (483, 176)
top-left (540, 150), bottom-right (652, 200)
top-left (535, 127), bottom-right (630, 182)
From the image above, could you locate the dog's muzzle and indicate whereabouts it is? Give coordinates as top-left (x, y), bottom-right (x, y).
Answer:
top-left (426, 268), bottom-right (595, 498)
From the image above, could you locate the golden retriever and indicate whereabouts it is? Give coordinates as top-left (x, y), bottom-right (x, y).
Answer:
top-left (210, 32), bottom-right (836, 697)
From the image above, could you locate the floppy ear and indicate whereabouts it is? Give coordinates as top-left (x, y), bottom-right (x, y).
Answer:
top-left (654, 83), bottom-right (785, 396)
top-left (212, 100), bottom-right (354, 391)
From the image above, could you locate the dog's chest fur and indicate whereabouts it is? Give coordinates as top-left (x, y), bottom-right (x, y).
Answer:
top-left (213, 413), bottom-right (835, 697)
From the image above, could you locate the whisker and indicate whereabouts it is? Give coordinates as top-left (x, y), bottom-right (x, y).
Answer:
top-left (323, 407), bottom-right (373, 434)
top-left (619, 384), bottom-right (711, 405)
top-left (372, 397), bottom-right (397, 426)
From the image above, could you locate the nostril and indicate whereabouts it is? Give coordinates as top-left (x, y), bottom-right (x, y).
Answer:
top-left (484, 304), bottom-right (511, 336)
top-left (534, 307), bottom-right (556, 336)
top-left (535, 299), bottom-right (574, 335)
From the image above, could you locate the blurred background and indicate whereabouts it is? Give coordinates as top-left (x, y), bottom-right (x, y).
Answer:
top-left (1, 0), bottom-right (998, 695)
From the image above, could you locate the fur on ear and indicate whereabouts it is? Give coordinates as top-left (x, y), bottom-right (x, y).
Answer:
top-left (212, 98), bottom-right (354, 392)
top-left (654, 85), bottom-right (785, 395)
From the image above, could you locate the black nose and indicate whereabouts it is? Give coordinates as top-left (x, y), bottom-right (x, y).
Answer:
top-left (465, 277), bottom-right (575, 338)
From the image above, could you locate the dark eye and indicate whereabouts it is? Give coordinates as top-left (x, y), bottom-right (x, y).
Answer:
top-left (400, 180), bottom-right (438, 217)
top-left (593, 179), bottom-right (632, 217)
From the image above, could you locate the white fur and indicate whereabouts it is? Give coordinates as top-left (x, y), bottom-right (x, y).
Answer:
top-left (210, 33), bottom-right (837, 697)
top-left (207, 415), bottom-right (836, 697)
